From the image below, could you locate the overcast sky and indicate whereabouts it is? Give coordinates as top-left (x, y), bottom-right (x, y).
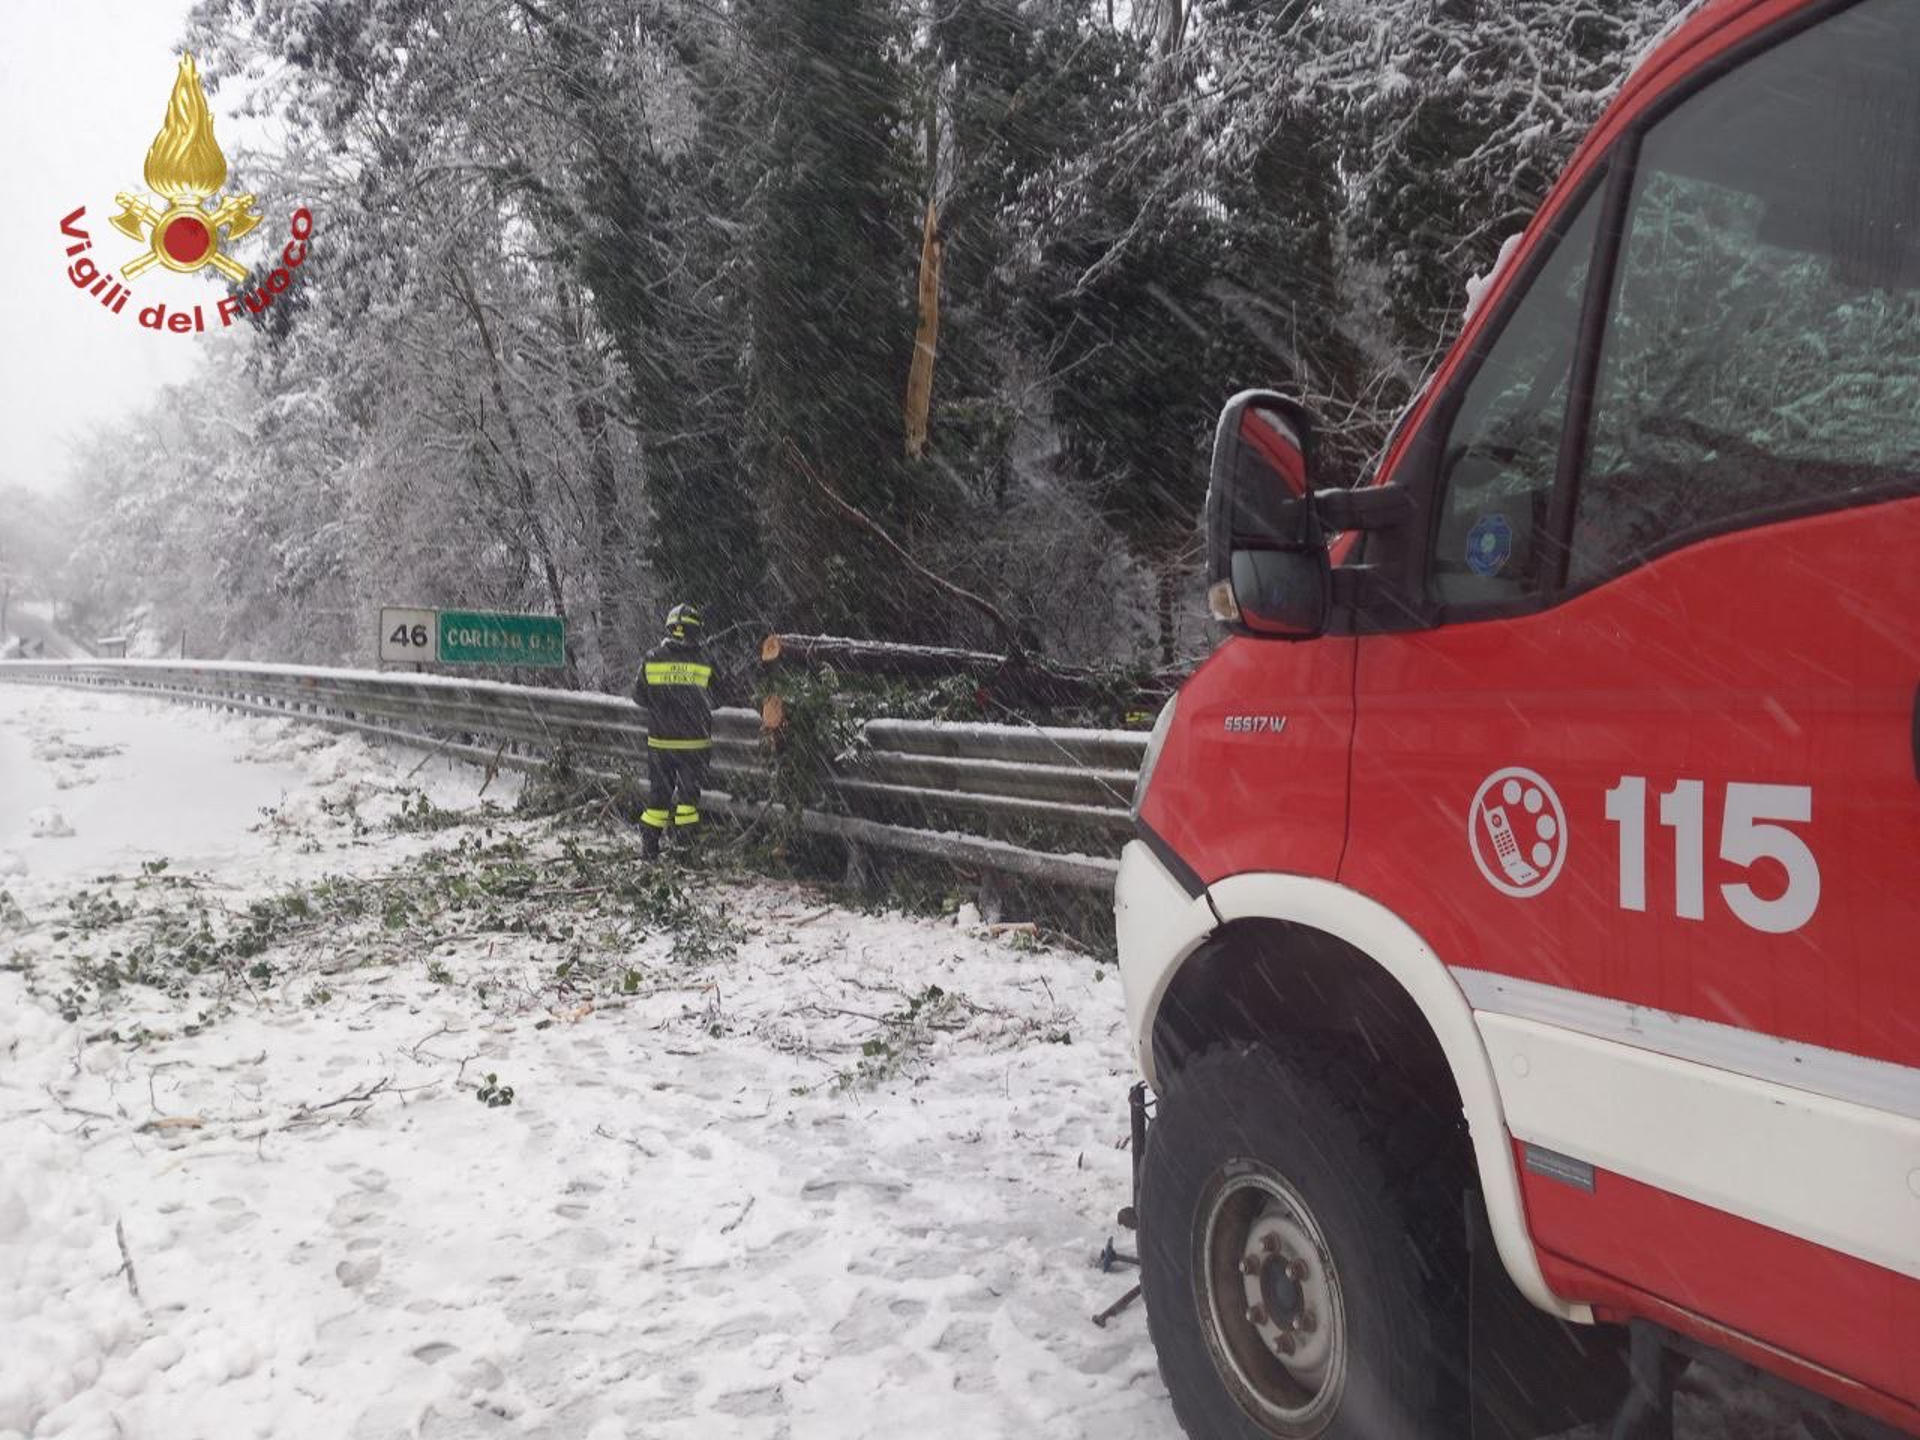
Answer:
top-left (0, 1), bottom-right (211, 496)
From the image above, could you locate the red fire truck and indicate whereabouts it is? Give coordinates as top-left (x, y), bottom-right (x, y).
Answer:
top-left (1116, 1), bottom-right (1919, 1436)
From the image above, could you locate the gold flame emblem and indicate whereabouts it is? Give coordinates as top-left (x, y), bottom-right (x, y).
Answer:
top-left (110, 55), bottom-right (261, 282)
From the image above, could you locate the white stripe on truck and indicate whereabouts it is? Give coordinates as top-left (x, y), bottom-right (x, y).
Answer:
top-left (1452, 966), bottom-right (1920, 1121)
top-left (1455, 970), bottom-right (1920, 1281)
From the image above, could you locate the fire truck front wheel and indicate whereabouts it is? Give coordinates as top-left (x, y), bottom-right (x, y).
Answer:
top-left (1139, 1041), bottom-right (1468, 1440)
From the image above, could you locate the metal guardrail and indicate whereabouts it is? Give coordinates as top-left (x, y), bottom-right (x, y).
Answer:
top-left (0, 660), bottom-right (1143, 889)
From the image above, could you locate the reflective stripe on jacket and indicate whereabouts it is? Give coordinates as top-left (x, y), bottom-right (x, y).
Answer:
top-left (634, 638), bottom-right (717, 749)
top-left (644, 660), bottom-right (712, 687)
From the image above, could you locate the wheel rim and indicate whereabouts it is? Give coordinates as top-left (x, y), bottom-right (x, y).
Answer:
top-left (1195, 1163), bottom-right (1349, 1436)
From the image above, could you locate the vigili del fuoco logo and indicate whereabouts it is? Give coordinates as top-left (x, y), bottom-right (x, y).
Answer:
top-left (58, 54), bottom-right (314, 334)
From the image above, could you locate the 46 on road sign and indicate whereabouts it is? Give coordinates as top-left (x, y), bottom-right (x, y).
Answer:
top-left (379, 607), bottom-right (438, 663)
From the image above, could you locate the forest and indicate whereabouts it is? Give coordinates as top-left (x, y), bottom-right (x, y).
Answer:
top-left (13, 0), bottom-right (1686, 693)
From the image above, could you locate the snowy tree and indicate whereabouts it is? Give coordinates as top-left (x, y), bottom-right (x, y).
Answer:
top-left (53, 0), bottom-right (1689, 680)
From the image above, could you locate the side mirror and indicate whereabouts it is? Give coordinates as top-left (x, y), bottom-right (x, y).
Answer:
top-left (1204, 391), bottom-right (1330, 639)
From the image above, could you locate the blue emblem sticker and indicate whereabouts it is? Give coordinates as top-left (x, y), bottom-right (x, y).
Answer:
top-left (1466, 513), bottom-right (1513, 577)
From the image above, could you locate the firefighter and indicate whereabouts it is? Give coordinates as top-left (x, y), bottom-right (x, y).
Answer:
top-left (634, 603), bottom-right (718, 859)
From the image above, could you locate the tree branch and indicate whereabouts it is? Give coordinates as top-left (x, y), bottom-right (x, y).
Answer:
top-left (781, 439), bottom-right (1028, 659)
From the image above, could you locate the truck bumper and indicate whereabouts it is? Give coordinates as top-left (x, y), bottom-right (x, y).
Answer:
top-left (1114, 838), bottom-right (1220, 1089)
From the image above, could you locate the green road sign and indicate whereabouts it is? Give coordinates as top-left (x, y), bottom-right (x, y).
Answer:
top-left (436, 610), bottom-right (566, 668)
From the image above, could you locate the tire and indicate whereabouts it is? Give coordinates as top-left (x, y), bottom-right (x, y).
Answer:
top-left (1139, 1041), bottom-right (1469, 1440)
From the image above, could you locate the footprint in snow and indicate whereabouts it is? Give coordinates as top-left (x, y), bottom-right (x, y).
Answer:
top-left (935, 1318), bottom-right (995, 1394)
top-left (799, 1175), bottom-right (907, 1203)
top-left (713, 1385), bottom-right (784, 1418)
top-left (1069, 1339), bottom-right (1139, 1377)
top-left (328, 1187), bottom-right (398, 1229)
top-left (566, 1226), bottom-right (614, 1260)
top-left (847, 1244), bottom-right (956, 1283)
top-left (936, 1317), bottom-right (987, 1352)
top-left (829, 1293), bottom-right (922, 1356)
top-left (27, 806), bottom-right (73, 838)
top-left (698, 1313), bottom-right (779, 1350)
top-left (458, 1355), bottom-right (505, 1391)
top-left (208, 1195), bottom-right (262, 1232)
top-left (946, 1285), bottom-right (1006, 1315)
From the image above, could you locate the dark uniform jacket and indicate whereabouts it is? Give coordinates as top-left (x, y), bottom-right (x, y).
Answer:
top-left (634, 637), bottom-right (718, 749)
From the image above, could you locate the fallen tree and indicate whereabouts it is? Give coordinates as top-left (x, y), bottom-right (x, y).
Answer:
top-left (760, 633), bottom-right (1183, 716)
top-left (763, 633), bottom-right (1050, 680)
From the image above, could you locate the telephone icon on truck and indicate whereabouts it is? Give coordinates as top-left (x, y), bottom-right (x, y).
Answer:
top-left (1481, 805), bottom-right (1540, 885)
top-left (1469, 767), bottom-right (1567, 898)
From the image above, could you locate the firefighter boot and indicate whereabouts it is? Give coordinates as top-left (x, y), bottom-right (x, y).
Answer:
top-left (641, 809), bottom-right (669, 860)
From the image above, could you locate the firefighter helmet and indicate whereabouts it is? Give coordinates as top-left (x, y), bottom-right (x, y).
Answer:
top-left (665, 603), bottom-right (702, 640)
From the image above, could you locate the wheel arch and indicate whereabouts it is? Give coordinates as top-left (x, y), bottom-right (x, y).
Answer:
top-left (1145, 869), bottom-right (1591, 1325)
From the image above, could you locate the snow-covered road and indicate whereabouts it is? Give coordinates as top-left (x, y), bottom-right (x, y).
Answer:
top-left (0, 685), bottom-right (1165, 1440)
top-left (0, 687), bottom-right (318, 887)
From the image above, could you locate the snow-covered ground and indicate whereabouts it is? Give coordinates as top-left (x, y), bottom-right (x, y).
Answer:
top-left (0, 685), bottom-right (1807, 1440)
top-left (0, 685), bottom-right (1162, 1440)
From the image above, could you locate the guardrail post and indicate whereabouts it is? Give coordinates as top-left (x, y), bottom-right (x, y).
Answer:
top-left (844, 838), bottom-right (874, 893)
top-left (978, 870), bottom-right (1005, 924)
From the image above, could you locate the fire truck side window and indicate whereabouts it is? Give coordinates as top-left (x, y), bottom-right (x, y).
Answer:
top-left (1570, 0), bottom-right (1920, 585)
top-left (1427, 182), bottom-right (1604, 609)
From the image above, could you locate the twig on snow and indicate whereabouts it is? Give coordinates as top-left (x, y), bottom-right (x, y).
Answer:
top-left (146, 1062), bottom-right (191, 1117)
top-left (720, 1195), bottom-right (756, 1234)
top-left (40, 1084), bottom-right (114, 1122)
top-left (115, 1218), bottom-right (143, 1304)
top-left (477, 741), bottom-right (508, 798)
top-left (404, 733), bottom-right (457, 781)
top-left (286, 1075), bottom-right (392, 1126)
top-left (407, 1023), bottom-right (460, 1060)
top-left (135, 1115), bottom-right (206, 1134)
top-left (795, 1002), bottom-right (890, 1024)
top-left (593, 1123), bottom-right (658, 1158)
